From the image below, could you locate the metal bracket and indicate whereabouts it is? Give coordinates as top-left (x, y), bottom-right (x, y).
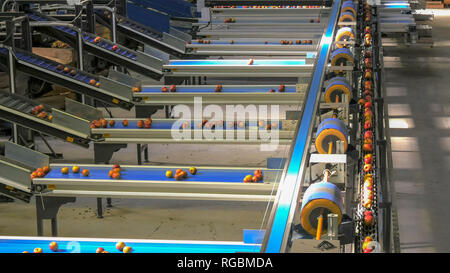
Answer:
top-left (36, 195), bottom-right (76, 236)
top-left (93, 143), bottom-right (127, 164)
top-left (135, 105), bottom-right (164, 118)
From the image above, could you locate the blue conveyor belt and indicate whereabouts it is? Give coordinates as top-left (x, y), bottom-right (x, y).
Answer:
top-left (141, 86), bottom-right (296, 93)
top-left (0, 237), bottom-right (260, 253)
top-left (168, 59), bottom-right (306, 66)
top-left (38, 165), bottom-right (268, 183)
top-left (93, 119), bottom-right (282, 130)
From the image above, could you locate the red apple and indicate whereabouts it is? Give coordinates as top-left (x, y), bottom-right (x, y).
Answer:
top-left (363, 163), bottom-right (372, 172)
top-left (161, 87), bottom-right (169, 92)
top-left (364, 153), bottom-right (373, 163)
top-left (101, 119), bottom-right (108, 128)
top-left (49, 242), bottom-right (58, 252)
top-left (364, 131), bottom-right (373, 139)
top-left (72, 166), bottom-right (80, 174)
top-left (61, 167), bottom-right (69, 174)
top-left (96, 247), bottom-right (104, 253)
top-left (82, 169), bottom-right (90, 177)
top-left (363, 247), bottom-right (373, 253)
top-left (364, 121), bottom-right (372, 130)
top-left (144, 118), bottom-right (152, 129)
top-left (170, 85), bottom-right (176, 92)
top-left (364, 214), bottom-right (374, 226)
top-left (116, 242), bottom-right (125, 251)
top-left (278, 84), bottom-right (285, 92)
top-left (243, 175), bottom-right (253, 183)
top-left (174, 173), bottom-right (183, 181)
top-left (214, 84), bottom-right (222, 92)
top-left (123, 246), bottom-right (133, 253)
top-left (122, 119), bottom-right (129, 127)
top-left (33, 248), bottom-right (43, 253)
top-left (363, 143), bottom-right (373, 152)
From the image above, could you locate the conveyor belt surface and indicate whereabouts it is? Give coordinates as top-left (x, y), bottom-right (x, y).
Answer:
top-left (0, 92), bottom-right (92, 147)
top-left (27, 12), bottom-right (163, 79)
top-left (0, 47), bottom-right (97, 85)
top-left (140, 85), bottom-right (297, 93)
top-left (0, 236), bottom-right (260, 253)
top-left (0, 47), bottom-right (134, 110)
top-left (190, 40), bottom-right (312, 45)
top-left (91, 118), bottom-right (283, 131)
top-left (36, 165), bottom-right (270, 183)
top-left (167, 59), bottom-right (305, 66)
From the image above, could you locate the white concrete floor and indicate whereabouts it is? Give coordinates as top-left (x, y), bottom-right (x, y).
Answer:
top-left (384, 14), bottom-right (450, 252)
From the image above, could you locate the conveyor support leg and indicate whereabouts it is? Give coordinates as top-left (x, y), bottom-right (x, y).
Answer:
top-left (97, 198), bottom-right (103, 218)
top-left (35, 196), bottom-right (75, 236)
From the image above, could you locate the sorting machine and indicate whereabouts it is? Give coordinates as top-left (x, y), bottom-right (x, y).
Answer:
top-left (0, 0), bottom-right (397, 253)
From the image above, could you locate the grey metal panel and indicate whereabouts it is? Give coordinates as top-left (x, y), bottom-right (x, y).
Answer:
top-left (144, 45), bottom-right (170, 63)
top-left (162, 32), bottom-right (186, 53)
top-left (107, 69), bottom-right (141, 88)
top-left (51, 108), bottom-right (91, 136)
top-left (0, 158), bottom-right (31, 191)
top-left (134, 50), bottom-right (163, 71)
top-left (98, 76), bottom-right (133, 101)
top-left (65, 98), bottom-right (103, 121)
top-left (5, 141), bottom-right (49, 169)
top-left (169, 27), bottom-right (192, 42)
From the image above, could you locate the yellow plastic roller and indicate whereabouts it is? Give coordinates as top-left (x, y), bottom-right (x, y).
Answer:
top-left (330, 48), bottom-right (354, 74)
top-left (338, 11), bottom-right (355, 25)
top-left (315, 118), bottom-right (348, 154)
top-left (335, 27), bottom-right (354, 48)
top-left (324, 77), bottom-right (352, 103)
top-left (341, 0), bottom-right (357, 17)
